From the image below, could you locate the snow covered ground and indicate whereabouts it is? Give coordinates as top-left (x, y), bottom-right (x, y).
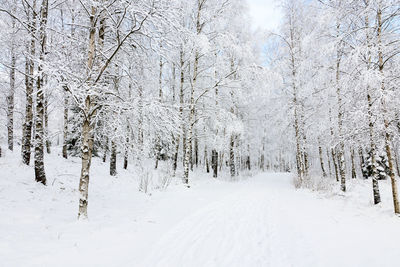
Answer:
top-left (1, 150), bottom-right (400, 267)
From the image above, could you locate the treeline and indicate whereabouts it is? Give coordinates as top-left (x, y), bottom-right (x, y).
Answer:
top-left (0, 0), bottom-right (274, 219)
top-left (268, 0), bottom-right (400, 214)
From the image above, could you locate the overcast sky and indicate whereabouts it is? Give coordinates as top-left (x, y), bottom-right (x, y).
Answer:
top-left (247, 0), bottom-right (282, 31)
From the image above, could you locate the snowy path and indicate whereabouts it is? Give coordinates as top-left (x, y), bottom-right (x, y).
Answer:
top-left (140, 174), bottom-right (400, 267)
top-left (2, 166), bottom-right (400, 267)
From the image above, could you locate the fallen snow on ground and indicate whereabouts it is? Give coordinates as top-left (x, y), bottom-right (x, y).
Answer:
top-left (1, 149), bottom-right (400, 267)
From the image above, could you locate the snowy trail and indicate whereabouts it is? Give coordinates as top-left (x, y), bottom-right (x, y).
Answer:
top-left (139, 174), bottom-right (400, 267)
top-left (140, 174), bottom-right (313, 267)
top-left (2, 167), bottom-right (400, 267)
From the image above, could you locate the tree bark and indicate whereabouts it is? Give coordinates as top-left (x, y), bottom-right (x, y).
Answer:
top-left (78, 96), bottom-right (94, 219)
top-left (44, 89), bottom-right (51, 154)
top-left (292, 53), bottom-right (303, 181)
top-left (7, 18), bottom-right (16, 151)
top-left (219, 150), bottom-right (224, 171)
top-left (78, 4), bottom-right (97, 220)
top-left (172, 138), bottom-right (179, 176)
top-left (194, 133), bottom-right (199, 168)
top-left (336, 22), bottom-right (346, 192)
top-left (393, 145), bottom-right (400, 177)
top-left (212, 149), bottom-right (218, 178)
top-left (358, 147), bottom-right (365, 178)
top-left (60, 7), bottom-right (70, 159)
top-left (260, 135), bottom-right (265, 171)
top-left (318, 142), bottom-right (327, 177)
top-left (172, 59), bottom-right (180, 176)
top-left (138, 83), bottom-right (144, 161)
top-left (364, 2), bottom-right (381, 204)
top-left (235, 135), bottom-right (240, 176)
top-left (22, 1), bottom-right (37, 165)
top-left (62, 85), bottom-right (68, 159)
top-left (123, 124), bottom-right (129, 170)
top-left (183, 105), bottom-right (194, 184)
top-left (377, 2), bottom-right (398, 213)
top-left (229, 134), bottom-right (235, 178)
top-left (110, 140), bottom-right (117, 176)
top-left (179, 46), bottom-right (186, 168)
top-left (102, 136), bottom-right (108, 163)
top-left (351, 147), bottom-right (356, 179)
top-left (34, 0), bottom-right (49, 185)
top-left (331, 148), bottom-right (339, 182)
top-left (205, 146), bottom-right (210, 173)
top-left (155, 52), bottom-right (163, 170)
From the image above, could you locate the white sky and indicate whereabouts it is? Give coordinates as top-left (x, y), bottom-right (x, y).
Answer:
top-left (247, 0), bottom-right (283, 31)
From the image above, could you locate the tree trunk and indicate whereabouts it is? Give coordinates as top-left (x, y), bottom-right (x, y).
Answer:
top-left (61, 5), bottom-right (70, 160)
top-left (260, 136), bottom-right (265, 171)
top-left (78, 97), bottom-right (94, 219)
top-left (172, 138), bottom-right (179, 176)
top-left (377, 3), bottom-right (399, 213)
top-left (246, 144), bottom-right (251, 171)
top-left (205, 146), bottom-right (210, 173)
top-left (110, 140), bottom-right (117, 176)
top-left (194, 134), bottom-right (199, 168)
top-left (364, 3), bottom-right (381, 204)
top-left (155, 52), bottom-right (163, 170)
top-left (246, 155), bottom-right (251, 171)
top-left (368, 98), bottom-right (380, 204)
top-left (7, 21), bottom-right (16, 151)
top-left (211, 149), bottom-right (218, 178)
top-left (229, 134), bottom-right (235, 179)
top-left (34, 0), bottom-right (49, 185)
top-left (351, 147), bottom-right (356, 179)
top-left (172, 63), bottom-right (176, 101)
top-left (393, 145), bottom-right (400, 177)
top-left (331, 148), bottom-right (339, 182)
top-left (235, 135), bottom-right (240, 176)
top-left (318, 142), bottom-right (326, 177)
top-left (154, 138), bottom-right (161, 169)
top-left (289, 21), bottom-right (304, 183)
top-left (183, 51), bottom-right (196, 183)
top-left (78, 4), bottom-right (97, 219)
top-left (219, 151), bottom-right (224, 171)
top-left (123, 149), bottom-right (128, 170)
top-left (102, 136), bottom-right (108, 163)
top-left (138, 83), bottom-right (144, 161)
top-left (179, 51), bottom-right (187, 169)
top-left (123, 125), bottom-right (129, 170)
top-left (336, 73), bottom-right (346, 188)
top-left (190, 138), bottom-right (193, 172)
top-left (183, 107), bottom-right (194, 184)
top-left (172, 59), bottom-right (180, 176)
top-left (301, 111), bottom-right (309, 177)
top-left (384, 138), bottom-right (399, 213)
top-left (358, 147), bottom-right (365, 178)
top-left (22, 2), bottom-right (37, 166)
top-left (335, 21), bottom-right (346, 192)
top-left (182, 0), bottom-right (205, 185)
top-left (62, 85), bottom-right (68, 159)
top-left (44, 90), bottom-right (51, 154)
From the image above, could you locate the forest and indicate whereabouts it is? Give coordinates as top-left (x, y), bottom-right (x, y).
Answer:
top-left (1, 0), bottom-right (400, 266)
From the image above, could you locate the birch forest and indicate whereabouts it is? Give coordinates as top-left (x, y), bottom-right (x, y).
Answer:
top-left (1, 0), bottom-right (400, 266)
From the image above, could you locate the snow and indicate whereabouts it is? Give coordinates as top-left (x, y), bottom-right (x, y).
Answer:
top-left (1, 150), bottom-right (400, 267)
